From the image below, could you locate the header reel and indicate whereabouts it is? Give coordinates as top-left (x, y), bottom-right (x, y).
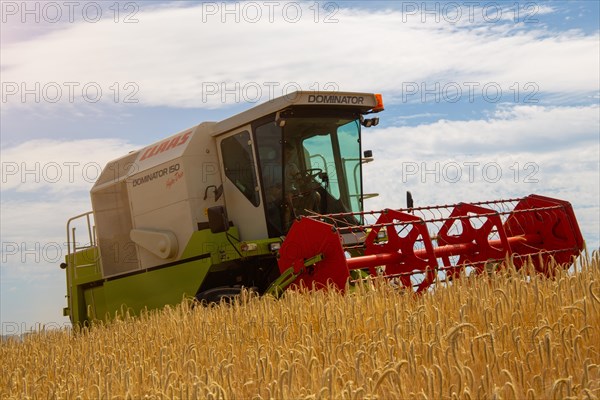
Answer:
top-left (276, 194), bottom-right (584, 293)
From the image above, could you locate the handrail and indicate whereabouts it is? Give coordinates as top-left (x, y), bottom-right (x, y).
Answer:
top-left (65, 211), bottom-right (95, 267)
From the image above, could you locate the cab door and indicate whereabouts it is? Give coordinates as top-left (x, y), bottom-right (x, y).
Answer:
top-left (217, 126), bottom-right (268, 240)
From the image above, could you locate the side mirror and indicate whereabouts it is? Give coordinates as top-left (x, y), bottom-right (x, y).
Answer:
top-left (203, 184), bottom-right (224, 202)
top-left (214, 185), bottom-right (224, 201)
top-left (207, 206), bottom-right (229, 233)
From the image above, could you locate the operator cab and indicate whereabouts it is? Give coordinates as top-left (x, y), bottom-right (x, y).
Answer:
top-left (255, 107), bottom-right (366, 237)
top-left (215, 91), bottom-right (383, 241)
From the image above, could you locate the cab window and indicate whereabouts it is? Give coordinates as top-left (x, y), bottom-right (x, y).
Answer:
top-left (221, 131), bottom-right (260, 206)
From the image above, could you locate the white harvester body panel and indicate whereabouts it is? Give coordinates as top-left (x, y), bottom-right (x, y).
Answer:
top-left (127, 122), bottom-right (223, 270)
top-left (91, 122), bottom-right (225, 274)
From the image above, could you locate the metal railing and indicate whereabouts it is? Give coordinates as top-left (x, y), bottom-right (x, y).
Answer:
top-left (65, 211), bottom-right (96, 266)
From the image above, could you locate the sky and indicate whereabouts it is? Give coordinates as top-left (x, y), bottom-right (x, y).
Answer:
top-left (1, 0), bottom-right (599, 334)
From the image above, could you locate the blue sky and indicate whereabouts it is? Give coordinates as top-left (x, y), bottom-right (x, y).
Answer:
top-left (1, 1), bottom-right (599, 333)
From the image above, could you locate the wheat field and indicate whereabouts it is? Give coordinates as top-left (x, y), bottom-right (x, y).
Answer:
top-left (2, 253), bottom-right (599, 399)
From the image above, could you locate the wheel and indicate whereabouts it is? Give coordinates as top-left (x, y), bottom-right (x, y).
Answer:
top-left (195, 286), bottom-right (258, 305)
top-left (303, 168), bottom-right (323, 180)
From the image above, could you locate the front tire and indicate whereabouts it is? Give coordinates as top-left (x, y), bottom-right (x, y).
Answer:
top-left (195, 286), bottom-right (257, 305)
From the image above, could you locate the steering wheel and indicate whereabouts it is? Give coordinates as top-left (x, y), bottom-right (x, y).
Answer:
top-left (303, 168), bottom-right (323, 180)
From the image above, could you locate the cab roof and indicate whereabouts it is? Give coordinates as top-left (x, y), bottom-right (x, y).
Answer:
top-left (211, 91), bottom-right (380, 137)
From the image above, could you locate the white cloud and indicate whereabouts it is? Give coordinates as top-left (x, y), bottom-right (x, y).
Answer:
top-left (1, 3), bottom-right (598, 110)
top-left (1, 197), bottom-right (93, 245)
top-left (0, 139), bottom-right (128, 280)
top-left (0, 139), bottom-right (124, 326)
top-left (362, 104), bottom-right (600, 248)
top-left (0, 138), bottom-right (136, 292)
top-left (371, 104), bottom-right (599, 156)
top-left (1, 138), bottom-right (138, 193)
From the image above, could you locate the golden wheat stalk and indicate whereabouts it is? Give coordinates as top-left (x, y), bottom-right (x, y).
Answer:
top-left (1, 253), bottom-right (599, 399)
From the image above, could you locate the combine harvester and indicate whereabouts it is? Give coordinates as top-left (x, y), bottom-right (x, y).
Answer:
top-left (61, 92), bottom-right (584, 325)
